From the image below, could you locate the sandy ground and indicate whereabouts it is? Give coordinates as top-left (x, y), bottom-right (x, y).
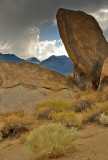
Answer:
top-left (0, 124), bottom-right (108, 160)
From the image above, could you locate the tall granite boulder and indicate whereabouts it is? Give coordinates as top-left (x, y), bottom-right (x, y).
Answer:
top-left (99, 57), bottom-right (108, 90)
top-left (0, 62), bottom-right (78, 113)
top-left (57, 8), bottom-right (108, 88)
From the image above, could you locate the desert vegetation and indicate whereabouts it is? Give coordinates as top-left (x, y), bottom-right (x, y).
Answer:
top-left (25, 123), bottom-right (78, 160)
top-left (0, 110), bottom-right (34, 140)
top-left (35, 100), bottom-right (81, 128)
top-left (0, 88), bottom-right (108, 160)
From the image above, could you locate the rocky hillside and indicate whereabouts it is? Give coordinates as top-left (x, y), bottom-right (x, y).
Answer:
top-left (0, 61), bottom-right (78, 113)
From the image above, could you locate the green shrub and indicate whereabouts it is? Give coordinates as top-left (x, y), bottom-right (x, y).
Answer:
top-left (52, 111), bottom-right (81, 128)
top-left (25, 123), bottom-right (78, 160)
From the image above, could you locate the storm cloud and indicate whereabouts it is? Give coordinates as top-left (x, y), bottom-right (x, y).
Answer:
top-left (0, 0), bottom-right (108, 59)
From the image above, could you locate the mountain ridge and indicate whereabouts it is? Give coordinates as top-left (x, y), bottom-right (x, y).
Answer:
top-left (0, 53), bottom-right (73, 75)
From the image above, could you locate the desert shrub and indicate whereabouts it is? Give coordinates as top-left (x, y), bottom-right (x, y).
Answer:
top-left (25, 123), bottom-right (78, 160)
top-left (99, 113), bottom-right (108, 126)
top-left (71, 99), bottom-right (93, 112)
top-left (51, 111), bottom-right (81, 128)
top-left (35, 100), bottom-right (70, 120)
top-left (0, 111), bottom-right (33, 139)
top-left (37, 108), bottom-right (52, 120)
top-left (82, 101), bottom-right (108, 123)
top-left (35, 101), bottom-right (82, 128)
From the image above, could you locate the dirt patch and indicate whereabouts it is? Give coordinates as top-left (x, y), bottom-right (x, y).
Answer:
top-left (52, 124), bottom-right (108, 160)
top-left (0, 139), bottom-right (29, 160)
top-left (0, 124), bottom-right (108, 160)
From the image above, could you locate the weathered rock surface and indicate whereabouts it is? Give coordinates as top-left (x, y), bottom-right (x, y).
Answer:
top-left (0, 62), bottom-right (78, 113)
top-left (57, 8), bottom-right (108, 88)
top-left (99, 57), bottom-right (108, 90)
top-left (65, 73), bottom-right (90, 90)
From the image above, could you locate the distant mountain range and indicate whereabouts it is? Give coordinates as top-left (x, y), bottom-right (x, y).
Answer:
top-left (0, 53), bottom-right (24, 62)
top-left (0, 53), bottom-right (73, 75)
top-left (40, 55), bottom-right (73, 75)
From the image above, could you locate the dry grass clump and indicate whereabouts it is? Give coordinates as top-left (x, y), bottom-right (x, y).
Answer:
top-left (71, 99), bottom-right (93, 112)
top-left (80, 88), bottom-right (108, 125)
top-left (82, 101), bottom-right (108, 123)
top-left (97, 88), bottom-right (108, 102)
top-left (99, 113), bottom-right (108, 126)
top-left (25, 123), bottom-right (78, 160)
top-left (35, 100), bottom-right (82, 128)
top-left (0, 110), bottom-right (33, 139)
top-left (70, 89), bottom-right (98, 112)
top-left (77, 89), bottom-right (97, 101)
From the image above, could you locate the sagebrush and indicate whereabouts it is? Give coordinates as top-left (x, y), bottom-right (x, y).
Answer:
top-left (25, 123), bottom-right (78, 160)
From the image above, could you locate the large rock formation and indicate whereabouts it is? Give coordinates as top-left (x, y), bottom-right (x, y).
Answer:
top-left (57, 8), bottom-right (108, 88)
top-left (0, 62), bottom-right (78, 113)
top-left (99, 57), bottom-right (108, 90)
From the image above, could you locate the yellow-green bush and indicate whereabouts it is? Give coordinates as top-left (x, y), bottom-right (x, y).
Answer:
top-left (36, 100), bottom-right (70, 112)
top-left (35, 100), bottom-right (82, 128)
top-left (35, 100), bottom-right (70, 120)
top-left (51, 111), bottom-right (81, 128)
top-left (25, 123), bottom-right (78, 160)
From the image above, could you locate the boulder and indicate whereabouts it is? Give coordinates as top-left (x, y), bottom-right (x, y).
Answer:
top-left (57, 8), bottom-right (108, 88)
top-left (0, 62), bottom-right (78, 113)
top-left (99, 57), bottom-right (108, 90)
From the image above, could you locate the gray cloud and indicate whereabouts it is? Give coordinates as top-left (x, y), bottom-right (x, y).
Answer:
top-left (0, 0), bottom-right (108, 58)
top-left (1, 0), bottom-right (108, 29)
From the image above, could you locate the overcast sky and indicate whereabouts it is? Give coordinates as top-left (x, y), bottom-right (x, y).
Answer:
top-left (0, 0), bottom-right (108, 60)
